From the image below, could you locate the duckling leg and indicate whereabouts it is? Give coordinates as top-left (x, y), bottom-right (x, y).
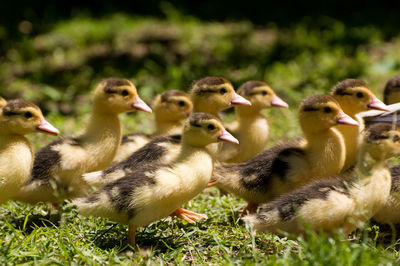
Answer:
top-left (128, 224), bottom-right (137, 247)
top-left (206, 179), bottom-right (219, 188)
top-left (171, 208), bottom-right (207, 224)
top-left (241, 203), bottom-right (259, 216)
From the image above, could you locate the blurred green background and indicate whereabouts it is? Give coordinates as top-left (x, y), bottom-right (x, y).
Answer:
top-left (1, 1), bottom-right (400, 116)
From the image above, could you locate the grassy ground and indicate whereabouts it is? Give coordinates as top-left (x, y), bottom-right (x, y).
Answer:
top-left (2, 10), bottom-right (400, 264)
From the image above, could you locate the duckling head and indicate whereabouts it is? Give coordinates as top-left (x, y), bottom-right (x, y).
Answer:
top-left (182, 112), bottom-right (239, 147)
top-left (383, 74), bottom-right (400, 105)
top-left (190, 77), bottom-right (251, 114)
top-left (0, 99), bottom-right (59, 136)
top-left (237, 80), bottom-right (288, 110)
top-left (0, 97), bottom-right (6, 109)
top-left (299, 95), bottom-right (359, 134)
top-left (93, 78), bottom-right (152, 115)
top-left (153, 90), bottom-right (193, 123)
top-left (331, 79), bottom-right (388, 116)
top-left (363, 123), bottom-right (400, 160)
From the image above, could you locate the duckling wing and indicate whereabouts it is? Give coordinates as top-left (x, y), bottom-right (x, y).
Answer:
top-left (75, 165), bottom-right (177, 226)
top-left (13, 137), bottom-right (88, 203)
top-left (83, 135), bottom-right (181, 187)
top-left (236, 140), bottom-right (304, 193)
top-left (244, 178), bottom-right (352, 233)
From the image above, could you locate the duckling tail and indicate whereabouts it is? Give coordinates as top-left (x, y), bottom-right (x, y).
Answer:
top-left (82, 171), bottom-right (104, 187)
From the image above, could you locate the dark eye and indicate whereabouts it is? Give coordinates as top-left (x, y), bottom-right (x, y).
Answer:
top-left (121, 90), bottom-right (129, 96)
top-left (393, 135), bottom-right (400, 142)
top-left (24, 112), bottom-right (33, 118)
top-left (262, 91), bottom-right (268, 96)
top-left (220, 88), bottom-right (227, 94)
top-left (178, 101), bottom-right (186, 107)
top-left (207, 124), bottom-right (215, 130)
top-left (323, 107), bottom-right (332, 113)
top-left (356, 92), bottom-right (363, 98)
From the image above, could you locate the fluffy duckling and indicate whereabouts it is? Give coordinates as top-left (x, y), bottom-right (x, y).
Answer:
top-left (213, 95), bottom-right (358, 214)
top-left (244, 123), bottom-right (400, 235)
top-left (370, 75), bottom-right (400, 224)
top-left (331, 79), bottom-right (388, 171)
top-left (112, 90), bottom-right (193, 164)
top-left (73, 113), bottom-right (239, 246)
top-left (83, 76), bottom-right (250, 187)
top-left (384, 74), bottom-right (400, 105)
top-left (0, 97), bottom-right (7, 108)
top-left (217, 81), bottom-right (288, 163)
top-left (13, 78), bottom-right (152, 204)
top-left (0, 99), bottom-right (59, 204)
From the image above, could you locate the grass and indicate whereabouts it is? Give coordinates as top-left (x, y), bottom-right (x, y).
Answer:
top-left (1, 189), bottom-right (399, 264)
top-left (2, 8), bottom-right (400, 265)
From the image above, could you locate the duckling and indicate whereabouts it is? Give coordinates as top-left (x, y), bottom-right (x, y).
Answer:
top-left (73, 113), bottom-right (239, 246)
top-left (361, 75), bottom-right (400, 125)
top-left (244, 123), bottom-right (400, 235)
top-left (13, 78), bottom-right (152, 204)
top-left (369, 75), bottom-right (400, 224)
top-left (217, 81), bottom-right (288, 163)
top-left (0, 99), bottom-right (59, 204)
top-left (112, 90), bottom-right (193, 164)
top-left (83, 76), bottom-right (250, 187)
top-left (384, 74), bottom-right (400, 105)
top-left (330, 79), bottom-right (388, 171)
top-left (0, 97), bottom-right (7, 108)
top-left (212, 95), bottom-right (358, 214)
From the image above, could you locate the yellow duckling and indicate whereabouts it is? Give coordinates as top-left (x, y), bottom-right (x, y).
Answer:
top-left (244, 123), bottom-right (400, 235)
top-left (74, 113), bottom-right (239, 246)
top-left (13, 78), bottom-right (152, 204)
top-left (369, 74), bottom-right (400, 224)
top-left (217, 81), bottom-right (288, 163)
top-left (384, 74), bottom-right (400, 104)
top-left (331, 79), bottom-right (388, 171)
top-left (0, 97), bottom-right (7, 108)
top-left (0, 99), bottom-right (59, 204)
top-left (83, 76), bottom-right (250, 187)
top-left (212, 95), bottom-right (358, 214)
top-left (112, 90), bottom-right (193, 164)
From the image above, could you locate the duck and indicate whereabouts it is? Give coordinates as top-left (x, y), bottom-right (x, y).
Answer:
top-left (73, 112), bottom-right (239, 246)
top-left (0, 99), bottom-right (59, 204)
top-left (211, 95), bottom-right (358, 214)
top-left (13, 78), bottom-right (152, 204)
top-left (83, 76), bottom-right (251, 187)
top-left (361, 74), bottom-right (400, 126)
top-left (244, 123), bottom-right (400, 235)
top-left (217, 81), bottom-right (288, 163)
top-left (368, 74), bottom-right (400, 224)
top-left (330, 79), bottom-right (388, 171)
top-left (384, 74), bottom-right (400, 105)
top-left (112, 90), bottom-right (193, 164)
top-left (0, 97), bottom-right (7, 108)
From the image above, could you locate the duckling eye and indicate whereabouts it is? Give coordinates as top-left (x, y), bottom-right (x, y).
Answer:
top-left (323, 107), bottom-right (332, 113)
top-left (121, 90), bottom-right (129, 96)
top-left (220, 88), bottom-right (227, 94)
top-left (262, 91), bottom-right (268, 96)
top-left (178, 101), bottom-right (186, 107)
top-left (393, 135), bottom-right (400, 142)
top-left (207, 124), bottom-right (216, 130)
top-left (24, 112), bottom-right (33, 118)
top-left (356, 92), bottom-right (363, 98)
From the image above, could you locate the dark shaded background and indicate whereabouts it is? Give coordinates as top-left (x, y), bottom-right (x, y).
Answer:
top-left (2, 0), bottom-right (400, 38)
